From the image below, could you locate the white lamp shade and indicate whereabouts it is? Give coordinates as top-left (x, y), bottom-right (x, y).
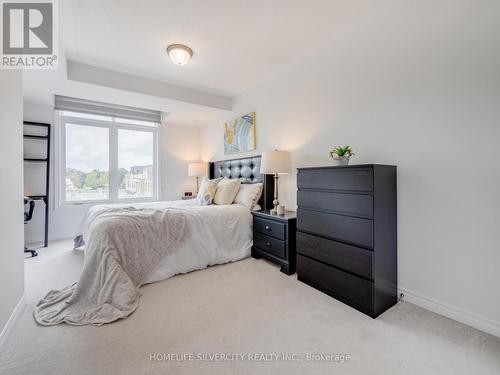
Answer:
top-left (260, 151), bottom-right (291, 174)
top-left (188, 162), bottom-right (206, 177)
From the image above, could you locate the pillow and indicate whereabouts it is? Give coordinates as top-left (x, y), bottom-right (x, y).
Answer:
top-left (213, 178), bottom-right (242, 205)
top-left (234, 183), bottom-right (263, 210)
top-left (196, 177), bottom-right (222, 205)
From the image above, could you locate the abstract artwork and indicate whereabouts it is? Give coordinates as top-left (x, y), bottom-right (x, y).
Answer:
top-left (224, 112), bottom-right (256, 154)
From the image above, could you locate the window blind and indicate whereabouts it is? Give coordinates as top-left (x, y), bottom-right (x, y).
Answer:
top-left (55, 95), bottom-right (164, 123)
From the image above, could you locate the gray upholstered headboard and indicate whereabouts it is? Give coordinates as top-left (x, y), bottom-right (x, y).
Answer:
top-left (209, 155), bottom-right (274, 211)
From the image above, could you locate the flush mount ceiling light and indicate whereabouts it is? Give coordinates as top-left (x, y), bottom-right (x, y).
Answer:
top-left (166, 44), bottom-right (193, 66)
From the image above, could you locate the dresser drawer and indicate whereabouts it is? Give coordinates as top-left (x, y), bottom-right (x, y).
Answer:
top-left (297, 255), bottom-right (373, 311)
top-left (254, 233), bottom-right (286, 259)
top-left (297, 232), bottom-right (373, 279)
top-left (297, 167), bottom-right (373, 192)
top-left (297, 190), bottom-right (373, 217)
top-left (254, 216), bottom-right (285, 240)
top-left (297, 209), bottom-right (373, 248)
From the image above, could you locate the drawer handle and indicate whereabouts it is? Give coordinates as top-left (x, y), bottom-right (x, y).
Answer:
top-left (265, 242), bottom-right (271, 247)
top-left (265, 225), bottom-right (271, 230)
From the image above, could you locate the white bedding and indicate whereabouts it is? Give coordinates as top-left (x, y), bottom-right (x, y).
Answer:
top-left (81, 199), bottom-right (253, 284)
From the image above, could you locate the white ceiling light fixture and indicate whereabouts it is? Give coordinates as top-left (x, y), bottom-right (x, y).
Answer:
top-left (166, 44), bottom-right (193, 66)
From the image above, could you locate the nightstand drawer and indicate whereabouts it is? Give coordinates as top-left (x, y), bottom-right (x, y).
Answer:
top-left (254, 216), bottom-right (285, 240)
top-left (254, 233), bottom-right (286, 259)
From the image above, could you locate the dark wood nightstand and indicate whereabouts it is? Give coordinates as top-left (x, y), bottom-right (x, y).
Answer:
top-left (251, 210), bottom-right (297, 275)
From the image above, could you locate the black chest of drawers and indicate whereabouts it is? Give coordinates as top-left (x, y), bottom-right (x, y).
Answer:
top-left (251, 210), bottom-right (297, 275)
top-left (296, 164), bottom-right (397, 318)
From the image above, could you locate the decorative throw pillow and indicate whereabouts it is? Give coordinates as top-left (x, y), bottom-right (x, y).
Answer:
top-left (213, 178), bottom-right (242, 205)
top-left (234, 183), bottom-right (263, 210)
top-left (196, 177), bottom-right (222, 205)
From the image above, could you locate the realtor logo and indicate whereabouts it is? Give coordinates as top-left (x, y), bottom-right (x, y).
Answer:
top-left (1, 0), bottom-right (58, 69)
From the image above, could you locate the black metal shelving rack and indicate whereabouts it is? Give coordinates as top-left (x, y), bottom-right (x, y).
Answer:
top-left (23, 121), bottom-right (51, 248)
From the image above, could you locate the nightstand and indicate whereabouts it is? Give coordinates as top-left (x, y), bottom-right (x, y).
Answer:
top-left (251, 210), bottom-right (297, 275)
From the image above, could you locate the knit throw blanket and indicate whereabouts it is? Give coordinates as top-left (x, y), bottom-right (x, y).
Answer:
top-left (34, 208), bottom-right (187, 326)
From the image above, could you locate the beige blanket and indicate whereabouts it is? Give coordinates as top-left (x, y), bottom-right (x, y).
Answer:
top-left (34, 208), bottom-right (187, 326)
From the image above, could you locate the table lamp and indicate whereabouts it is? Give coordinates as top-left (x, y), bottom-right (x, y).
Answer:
top-left (260, 150), bottom-right (291, 214)
top-left (188, 162), bottom-right (206, 194)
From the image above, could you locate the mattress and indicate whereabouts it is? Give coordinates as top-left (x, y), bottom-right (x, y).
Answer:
top-left (79, 199), bottom-right (253, 284)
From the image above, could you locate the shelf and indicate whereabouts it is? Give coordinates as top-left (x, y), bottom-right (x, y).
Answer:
top-left (24, 121), bottom-right (50, 127)
top-left (23, 120), bottom-right (50, 248)
top-left (24, 158), bottom-right (48, 162)
top-left (27, 195), bottom-right (47, 201)
top-left (24, 135), bottom-right (48, 140)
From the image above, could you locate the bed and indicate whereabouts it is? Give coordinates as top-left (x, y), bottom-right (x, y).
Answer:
top-left (79, 156), bottom-right (274, 282)
top-left (34, 156), bottom-right (274, 326)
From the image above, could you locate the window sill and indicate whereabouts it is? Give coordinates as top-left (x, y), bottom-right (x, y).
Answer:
top-left (59, 197), bottom-right (158, 208)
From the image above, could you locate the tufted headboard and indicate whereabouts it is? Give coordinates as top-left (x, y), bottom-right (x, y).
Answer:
top-left (209, 155), bottom-right (274, 211)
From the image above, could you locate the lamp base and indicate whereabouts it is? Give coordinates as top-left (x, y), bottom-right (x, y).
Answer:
top-left (271, 173), bottom-right (279, 215)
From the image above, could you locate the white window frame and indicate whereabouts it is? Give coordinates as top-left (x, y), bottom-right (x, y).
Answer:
top-left (55, 111), bottom-right (160, 207)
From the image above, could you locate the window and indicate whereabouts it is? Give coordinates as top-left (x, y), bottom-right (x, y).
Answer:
top-left (59, 111), bottom-right (159, 204)
top-left (65, 123), bottom-right (110, 201)
top-left (118, 129), bottom-right (154, 199)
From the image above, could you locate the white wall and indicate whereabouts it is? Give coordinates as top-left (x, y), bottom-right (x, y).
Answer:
top-left (0, 71), bottom-right (25, 335)
top-left (161, 123), bottom-right (201, 200)
top-left (23, 102), bottom-right (201, 243)
top-left (201, 1), bottom-right (500, 335)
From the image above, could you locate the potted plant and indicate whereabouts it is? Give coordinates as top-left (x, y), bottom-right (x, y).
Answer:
top-left (329, 145), bottom-right (354, 166)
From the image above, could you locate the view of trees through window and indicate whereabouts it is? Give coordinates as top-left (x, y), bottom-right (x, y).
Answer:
top-left (65, 167), bottom-right (134, 200)
top-left (65, 123), bottom-right (109, 201)
top-left (64, 119), bottom-right (155, 202)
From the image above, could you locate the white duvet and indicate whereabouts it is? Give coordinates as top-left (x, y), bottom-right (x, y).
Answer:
top-left (81, 200), bottom-right (253, 284)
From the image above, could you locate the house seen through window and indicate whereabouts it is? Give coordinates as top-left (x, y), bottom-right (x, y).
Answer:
top-left (61, 110), bottom-right (158, 203)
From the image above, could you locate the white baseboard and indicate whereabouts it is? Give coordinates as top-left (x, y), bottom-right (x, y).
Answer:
top-left (0, 294), bottom-right (25, 348)
top-left (26, 235), bottom-right (73, 247)
top-left (399, 287), bottom-right (500, 338)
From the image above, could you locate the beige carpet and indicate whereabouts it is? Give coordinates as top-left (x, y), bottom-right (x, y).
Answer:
top-left (1, 240), bottom-right (499, 375)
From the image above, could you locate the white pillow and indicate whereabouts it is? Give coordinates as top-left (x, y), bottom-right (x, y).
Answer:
top-left (196, 177), bottom-right (222, 205)
top-left (234, 183), bottom-right (263, 210)
top-left (213, 178), bottom-right (242, 205)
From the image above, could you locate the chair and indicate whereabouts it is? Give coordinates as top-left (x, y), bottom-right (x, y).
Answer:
top-left (24, 197), bottom-right (38, 257)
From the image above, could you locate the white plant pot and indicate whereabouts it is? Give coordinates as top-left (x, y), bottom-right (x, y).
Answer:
top-left (331, 155), bottom-right (350, 166)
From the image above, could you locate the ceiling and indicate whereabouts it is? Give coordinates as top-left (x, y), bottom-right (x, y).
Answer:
top-left (24, 0), bottom-right (390, 125)
top-left (63, 0), bottom-right (389, 96)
